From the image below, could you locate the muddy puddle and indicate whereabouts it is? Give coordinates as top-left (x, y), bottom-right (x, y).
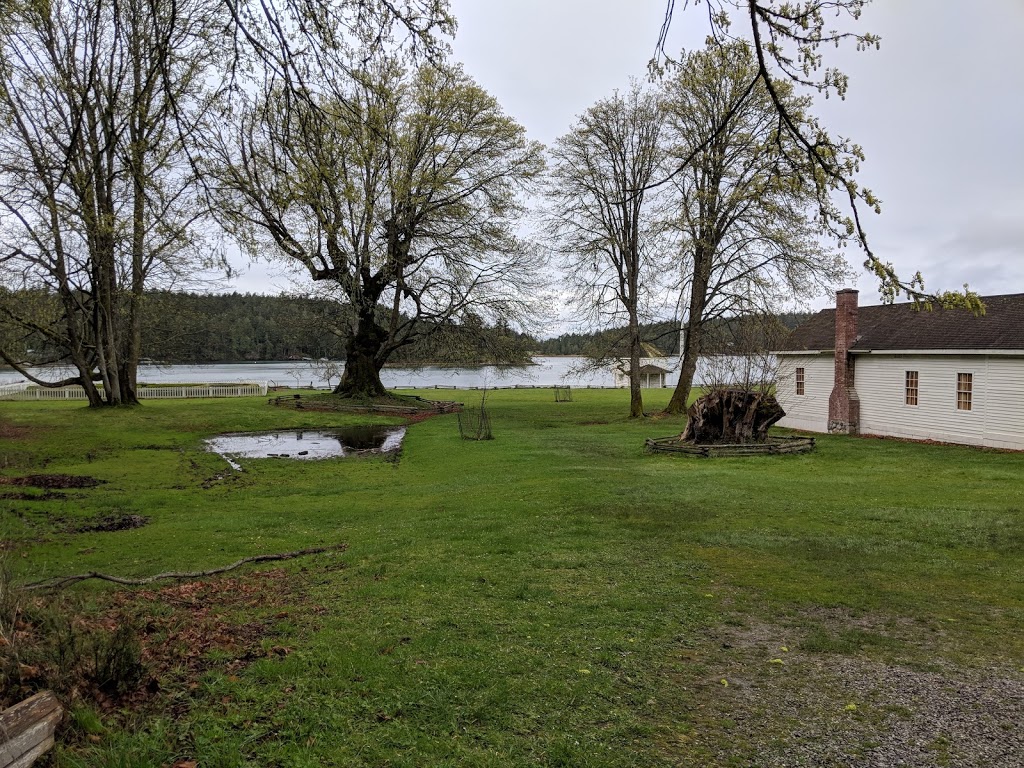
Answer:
top-left (205, 426), bottom-right (406, 469)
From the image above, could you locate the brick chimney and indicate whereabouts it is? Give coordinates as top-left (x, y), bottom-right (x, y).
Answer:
top-left (828, 289), bottom-right (860, 434)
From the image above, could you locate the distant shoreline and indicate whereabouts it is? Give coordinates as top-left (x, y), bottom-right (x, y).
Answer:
top-left (1, 356), bottom-right (543, 372)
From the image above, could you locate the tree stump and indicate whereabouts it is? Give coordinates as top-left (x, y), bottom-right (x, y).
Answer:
top-left (681, 389), bottom-right (785, 444)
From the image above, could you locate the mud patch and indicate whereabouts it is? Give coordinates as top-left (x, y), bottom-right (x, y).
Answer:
top-left (0, 474), bottom-right (104, 489)
top-left (75, 513), bottom-right (149, 533)
top-left (0, 490), bottom-right (67, 501)
top-left (0, 420), bottom-right (37, 440)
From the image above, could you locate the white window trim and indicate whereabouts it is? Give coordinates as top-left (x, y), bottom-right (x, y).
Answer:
top-left (904, 370), bottom-right (919, 408)
top-left (955, 371), bottom-right (975, 413)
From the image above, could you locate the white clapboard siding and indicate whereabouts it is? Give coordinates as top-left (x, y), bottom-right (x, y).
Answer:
top-left (775, 354), bottom-right (832, 432)
top-left (982, 358), bottom-right (1024, 449)
top-left (856, 354), bottom-right (1023, 450)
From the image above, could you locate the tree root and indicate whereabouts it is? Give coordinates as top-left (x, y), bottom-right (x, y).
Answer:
top-left (20, 543), bottom-right (348, 592)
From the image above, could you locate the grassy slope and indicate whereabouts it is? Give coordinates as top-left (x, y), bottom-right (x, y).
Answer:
top-left (1, 390), bottom-right (1022, 767)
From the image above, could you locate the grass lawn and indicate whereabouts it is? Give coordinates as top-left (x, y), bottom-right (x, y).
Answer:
top-left (1, 389), bottom-right (1022, 767)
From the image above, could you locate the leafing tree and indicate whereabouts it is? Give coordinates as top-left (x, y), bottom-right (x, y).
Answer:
top-left (661, 42), bottom-right (847, 414)
top-left (208, 60), bottom-right (545, 398)
top-left (651, 0), bottom-right (980, 311)
top-left (544, 84), bottom-right (667, 418)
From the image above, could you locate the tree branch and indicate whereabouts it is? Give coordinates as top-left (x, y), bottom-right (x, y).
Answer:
top-left (20, 543), bottom-right (348, 592)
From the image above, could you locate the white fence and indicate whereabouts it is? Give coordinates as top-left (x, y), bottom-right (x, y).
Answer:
top-left (0, 382), bottom-right (29, 398)
top-left (0, 382), bottom-right (268, 401)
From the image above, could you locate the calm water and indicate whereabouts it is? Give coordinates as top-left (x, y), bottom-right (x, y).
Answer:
top-left (205, 426), bottom-right (407, 469)
top-left (4, 355), bottom-right (759, 390)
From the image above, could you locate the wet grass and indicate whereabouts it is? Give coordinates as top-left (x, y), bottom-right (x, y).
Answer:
top-left (1, 389), bottom-right (1022, 766)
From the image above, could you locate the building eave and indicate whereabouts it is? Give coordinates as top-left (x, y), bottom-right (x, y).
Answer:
top-left (853, 349), bottom-right (1024, 356)
top-left (772, 349), bottom-right (833, 356)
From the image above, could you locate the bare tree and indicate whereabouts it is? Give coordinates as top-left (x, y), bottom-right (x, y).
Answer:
top-left (652, 0), bottom-right (980, 312)
top-left (660, 42), bottom-right (847, 414)
top-left (544, 85), bottom-right (668, 418)
top-left (208, 59), bottom-right (545, 399)
top-left (0, 0), bottom-right (222, 406)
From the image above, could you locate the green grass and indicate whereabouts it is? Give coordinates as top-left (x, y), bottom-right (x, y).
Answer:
top-left (1, 389), bottom-right (1022, 766)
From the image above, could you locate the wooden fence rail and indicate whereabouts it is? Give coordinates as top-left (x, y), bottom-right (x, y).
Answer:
top-left (0, 691), bottom-right (62, 768)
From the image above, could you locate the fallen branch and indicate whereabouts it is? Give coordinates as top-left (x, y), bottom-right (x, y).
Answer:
top-left (20, 543), bottom-right (348, 592)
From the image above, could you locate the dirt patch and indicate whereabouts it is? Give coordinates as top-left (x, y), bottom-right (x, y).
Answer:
top-left (270, 392), bottom-right (461, 416)
top-left (105, 569), bottom-right (322, 713)
top-left (3, 568), bottom-right (326, 718)
top-left (0, 474), bottom-right (104, 489)
top-left (75, 514), bottom-right (149, 533)
top-left (0, 421), bottom-right (36, 440)
top-left (0, 490), bottom-right (68, 501)
top-left (660, 617), bottom-right (1024, 767)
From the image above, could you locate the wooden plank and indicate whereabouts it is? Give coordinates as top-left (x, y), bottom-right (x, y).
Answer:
top-left (0, 692), bottom-right (62, 768)
top-left (0, 711), bottom-right (61, 765)
top-left (6, 737), bottom-right (54, 768)
top-left (0, 692), bottom-right (61, 741)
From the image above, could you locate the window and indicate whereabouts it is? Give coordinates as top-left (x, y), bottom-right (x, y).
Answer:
top-left (795, 367), bottom-right (805, 396)
top-left (905, 371), bottom-right (918, 406)
top-left (956, 372), bottom-right (973, 411)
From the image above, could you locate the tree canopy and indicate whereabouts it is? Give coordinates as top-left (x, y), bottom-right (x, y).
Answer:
top-left (652, 0), bottom-right (981, 313)
top-left (209, 58), bottom-right (545, 397)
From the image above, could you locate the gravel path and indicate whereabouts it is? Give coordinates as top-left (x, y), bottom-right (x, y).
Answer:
top-left (671, 620), bottom-right (1024, 767)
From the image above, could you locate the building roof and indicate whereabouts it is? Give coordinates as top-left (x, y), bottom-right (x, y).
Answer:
top-left (777, 293), bottom-right (1024, 352)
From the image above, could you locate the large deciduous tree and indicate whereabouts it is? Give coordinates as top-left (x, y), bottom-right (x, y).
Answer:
top-left (209, 60), bottom-right (544, 399)
top-left (661, 42), bottom-right (847, 414)
top-left (652, 1), bottom-right (980, 311)
top-left (0, 0), bottom-right (221, 406)
top-left (544, 85), bottom-right (666, 418)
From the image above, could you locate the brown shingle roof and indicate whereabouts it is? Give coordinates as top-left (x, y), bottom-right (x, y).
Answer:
top-left (777, 293), bottom-right (1024, 352)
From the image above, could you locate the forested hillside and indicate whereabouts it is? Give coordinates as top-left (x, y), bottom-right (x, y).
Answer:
top-left (138, 292), bottom-right (535, 365)
top-left (2, 290), bottom-right (809, 366)
top-left (534, 313), bottom-right (811, 357)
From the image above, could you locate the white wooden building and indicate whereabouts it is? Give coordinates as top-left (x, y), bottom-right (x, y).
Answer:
top-left (773, 290), bottom-right (1024, 450)
top-left (610, 342), bottom-right (674, 388)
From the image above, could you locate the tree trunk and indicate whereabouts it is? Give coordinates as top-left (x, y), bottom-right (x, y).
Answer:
top-left (333, 311), bottom-right (389, 398)
top-left (628, 313), bottom-right (644, 418)
top-left (119, 95), bottom-right (147, 407)
top-left (118, 10), bottom-right (148, 409)
top-left (664, 243), bottom-right (713, 415)
top-left (665, 320), bottom-right (701, 414)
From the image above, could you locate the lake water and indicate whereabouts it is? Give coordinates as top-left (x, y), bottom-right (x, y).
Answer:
top-left (2, 355), bottom-right (761, 390)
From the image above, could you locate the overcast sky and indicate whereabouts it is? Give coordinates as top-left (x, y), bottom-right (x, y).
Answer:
top-left (230, 0), bottom-right (1024, 314)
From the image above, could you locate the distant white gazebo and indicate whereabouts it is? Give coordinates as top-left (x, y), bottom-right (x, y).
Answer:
top-left (610, 344), bottom-right (675, 391)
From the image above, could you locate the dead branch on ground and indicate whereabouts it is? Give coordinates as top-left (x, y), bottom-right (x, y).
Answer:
top-left (20, 544), bottom-right (348, 592)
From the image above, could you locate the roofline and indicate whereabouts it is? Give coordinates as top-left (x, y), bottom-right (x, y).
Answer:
top-left (772, 348), bottom-right (1024, 356)
top-left (855, 349), bottom-right (1024, 356)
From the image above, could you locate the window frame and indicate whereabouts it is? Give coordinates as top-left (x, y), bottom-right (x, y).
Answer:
top-left (905, 370), bottom-right (919, 407)
top-left (795, 366), bottom-right (805, 396)
top-left (956, 372), bottom-right (973, 412)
